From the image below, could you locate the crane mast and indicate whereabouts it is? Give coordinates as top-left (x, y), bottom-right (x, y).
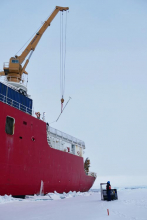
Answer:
top-left (0, 6), bottom-right (69, 84)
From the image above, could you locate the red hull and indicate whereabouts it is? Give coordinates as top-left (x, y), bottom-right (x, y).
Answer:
top-left (0, 102), bottom-right (95, 195)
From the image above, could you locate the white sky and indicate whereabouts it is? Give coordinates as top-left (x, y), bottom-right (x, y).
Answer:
top-left (0, 0), bottom-right (147, 185)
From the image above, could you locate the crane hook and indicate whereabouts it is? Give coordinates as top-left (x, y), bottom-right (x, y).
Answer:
top-left (61, 96), bottom-right (64, 113)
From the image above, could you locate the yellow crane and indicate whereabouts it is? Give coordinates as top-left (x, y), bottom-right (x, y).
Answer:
top-left (0, 6), bottom-right (69, 83)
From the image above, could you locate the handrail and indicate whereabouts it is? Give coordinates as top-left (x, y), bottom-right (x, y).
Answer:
top-left (47, 126), bottom-right (85, 149)
top-left (3, 62), bottom-right (9, 68)
top-left (0, 93), bottom-right (32, 115)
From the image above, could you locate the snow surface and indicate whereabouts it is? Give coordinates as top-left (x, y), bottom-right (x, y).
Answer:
top-left (0, 188), bottom-right (147, 220)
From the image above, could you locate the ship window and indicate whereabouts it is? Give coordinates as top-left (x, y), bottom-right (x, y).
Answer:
top-left (23, 121), bottom-right (27, 125)
top-left (12, 60), bottom-right (19, 63)
top-left (5, 116), bottom-right (15, 135)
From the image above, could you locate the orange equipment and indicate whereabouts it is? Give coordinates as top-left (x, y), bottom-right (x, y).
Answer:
top-left (0, 6), bottom-right (69, 83)
top-left (35, 112), bottom-right (41, 119)
top-left (61, 98), bottom-right (64, 104)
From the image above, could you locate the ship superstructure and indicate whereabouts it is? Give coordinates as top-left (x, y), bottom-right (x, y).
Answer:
top-left (47, 126), bottom-right (85, 157)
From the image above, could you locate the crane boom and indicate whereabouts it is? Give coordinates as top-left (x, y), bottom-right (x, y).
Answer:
top-left (0, 6), bottom-right (69, 83)
top-left (18, 6), bottom-right (69, 64)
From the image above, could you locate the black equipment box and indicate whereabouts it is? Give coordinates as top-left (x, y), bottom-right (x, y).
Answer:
top-left (102, 189), bottom-right (118, 200)
top-left (100, 183), bottom-right (118, 201)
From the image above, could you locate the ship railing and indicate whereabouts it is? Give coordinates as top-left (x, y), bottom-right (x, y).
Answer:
top-left (0, 93), bottom-right (32, 115)
top-left (3, 62), bottom-right (19, 70)
top-left (87, 172), bottom-right (97, 178)
top-left (47, 126), bottom-right (85, 149)
top-left (3, 62), bottom-right (9, 68)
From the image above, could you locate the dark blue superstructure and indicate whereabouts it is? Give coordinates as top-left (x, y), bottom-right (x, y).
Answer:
top-left (0, 82), bottom-right (32, 115)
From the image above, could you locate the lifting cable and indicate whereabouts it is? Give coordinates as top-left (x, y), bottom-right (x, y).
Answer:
top-left (60, 10), bottom-right (68, 113)
top-left (50, 11), bottom-right (69, 125)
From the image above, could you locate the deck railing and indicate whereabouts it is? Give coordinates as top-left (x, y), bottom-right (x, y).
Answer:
top-left (0, 93), bottom-right (32, 115)
top-left (47, 126), bottom-right (85, 149)
top-left (3, 62), bottom-right (9, 68)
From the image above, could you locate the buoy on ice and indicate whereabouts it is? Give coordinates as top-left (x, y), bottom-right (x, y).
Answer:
top-left (107, 209), bottom-right (109, 216)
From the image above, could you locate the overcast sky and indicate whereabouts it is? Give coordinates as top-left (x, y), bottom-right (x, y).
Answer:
top-left (0, 0), bottom-right (147, 187)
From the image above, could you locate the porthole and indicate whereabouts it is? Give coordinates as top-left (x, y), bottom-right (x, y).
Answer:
top-left (31, 136), bottom-right (35, 141)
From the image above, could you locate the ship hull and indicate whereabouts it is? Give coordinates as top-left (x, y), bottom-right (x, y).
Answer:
top-left (0, 102), bottom-right (96, 196)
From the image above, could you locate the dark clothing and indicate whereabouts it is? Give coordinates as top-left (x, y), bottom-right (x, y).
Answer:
top-left (106, 183), bottom-right (111, 201)
top-left (107, 190), bottom-right (111, 201)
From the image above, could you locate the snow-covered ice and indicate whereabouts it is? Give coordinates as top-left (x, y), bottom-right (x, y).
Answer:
top-left (0, 188), bottom-right (147, 220)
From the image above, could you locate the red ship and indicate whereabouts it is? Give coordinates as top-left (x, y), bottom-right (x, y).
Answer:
top-left (0, 6), bottom-right (96, 196)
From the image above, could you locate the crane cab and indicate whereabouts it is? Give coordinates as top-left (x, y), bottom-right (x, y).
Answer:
top-left (3, 57), bottom-right (21, 82)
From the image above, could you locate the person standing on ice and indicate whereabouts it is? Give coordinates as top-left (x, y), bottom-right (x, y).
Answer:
top-left (106, 181), bottom-right (111, 201)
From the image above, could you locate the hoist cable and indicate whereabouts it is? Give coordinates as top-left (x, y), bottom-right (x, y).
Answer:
top-left (60, 12), bottom-right (62, 96)
top-left (60, 12), bottom-right (64, 97)
top-left (60, 11), bottom-right (67, 100)
top-left (62, 12), bottom-right (64, 96)
top-left (63, 11), bottom-right (67, 97)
